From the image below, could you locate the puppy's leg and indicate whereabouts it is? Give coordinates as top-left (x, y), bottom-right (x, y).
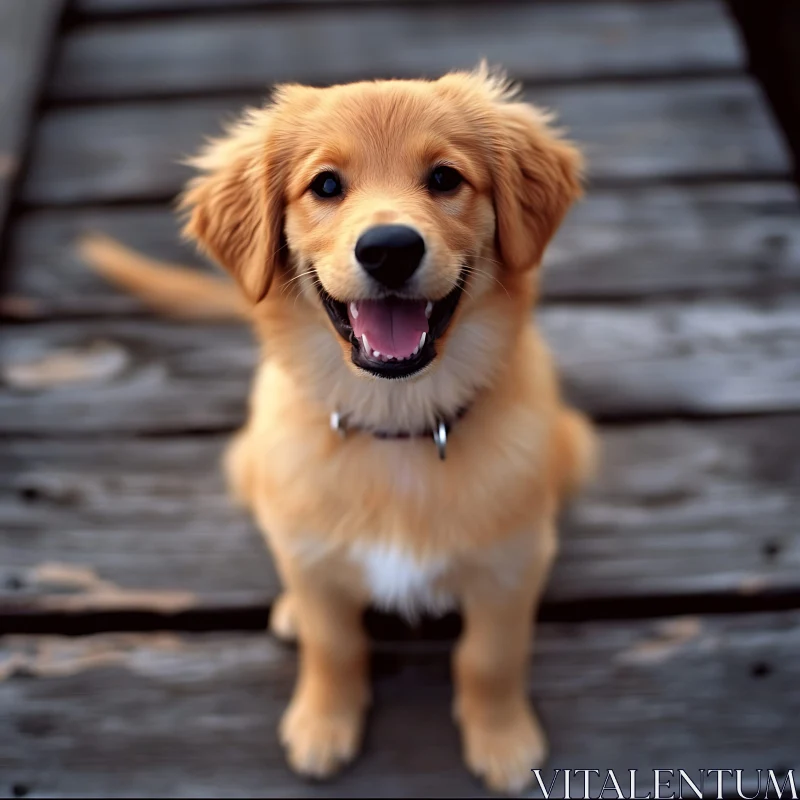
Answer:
top-left (453, 526), bottom-right (557, 795)
top-left (222, 426), bottom-right (256, 509)
top-left (278, 565), bottom-right (370, 779)
top-left (269, 590), bottom-right (298, 642)
top-left (226, 432), bottom-right (300, 644)
top-left (554, 408), bottom-right (598, 499)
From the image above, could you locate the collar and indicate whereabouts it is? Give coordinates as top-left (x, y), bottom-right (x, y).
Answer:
top-left (329, 405), bottom-right (471, 461)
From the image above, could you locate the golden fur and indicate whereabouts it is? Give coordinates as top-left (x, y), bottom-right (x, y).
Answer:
top-left (80, 65), bottom-right (597, 795)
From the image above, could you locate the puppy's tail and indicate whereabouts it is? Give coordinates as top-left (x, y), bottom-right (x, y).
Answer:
top-left (77, 233), bottom-right (249, 321)
top-left (554, 408), bottom-right (599, 500)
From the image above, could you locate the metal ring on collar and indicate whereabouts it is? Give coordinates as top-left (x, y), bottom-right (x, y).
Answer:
top-left (432, 419), bottom-right (447, 461)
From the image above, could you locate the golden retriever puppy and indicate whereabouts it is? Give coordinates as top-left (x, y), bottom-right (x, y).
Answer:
top-left (82, 64), bottom-right (596, 795)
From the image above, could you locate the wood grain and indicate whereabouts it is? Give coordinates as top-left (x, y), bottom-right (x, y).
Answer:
top-left (2, 613), bottom-right (798, 796)
top-left (0, 436), bottom-right (278, 612)
top-left (21, 79), bottom-right (790, 206)
top-left (1, 416), bottom-right (798, 614)
top-left (0, 320), bottom-right (254, 434)
top-left (544, 182), bottom-right (800, 300)
top-left (540, 297), bottom-right (800, 418)
top-left (5, 182), bottom-right (800, 318)
top-left (53, 1), bottom-right (743, 100)
top-left (22, 96), bottom-right (237, 206)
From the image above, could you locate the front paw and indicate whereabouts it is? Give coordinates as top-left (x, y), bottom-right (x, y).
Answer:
top-left (458, 702), bottom-right (548, 795)
top-left (279, 692), bottom-right (365, 779)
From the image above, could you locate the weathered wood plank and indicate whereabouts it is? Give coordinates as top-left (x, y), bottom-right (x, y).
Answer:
top-left (21, 79), bottom-right (790, 206)
top-left (0, 0), bottom-right (62, 236)
top-left (0, 320), bottom-right (254, 434)
top-left (52, 1), bottom-right (743, 101)
top-left (5, 182), bottom-right (800, 318)
top-left (22, 97), bottom-right (234, 206)
top-left (558, 416), bottom-right (800, 600)
top-left (2, 298), bottom-right (800, 434)
top-left (540, 297), bottom-right (800, 418)
top-left (76, 0), bottom-right (286, 8)
top-left (2, 613), bottom-right (798, 796)
top-left (3, 206), bottom-right (212, 318)
top-left (0, 437), bottom-right (278, 611)
top-left (545, 182), bottom-right (800, 300)
top-left (73, 0), bottom-right (722, 13)
top-left (1, 417), bottom-right (798, 613)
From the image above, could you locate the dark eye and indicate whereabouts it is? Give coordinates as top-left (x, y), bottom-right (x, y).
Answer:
top-left (310, 171), bottom-right (343, 199)
top-left (428, 165), bottom-right (463, 194)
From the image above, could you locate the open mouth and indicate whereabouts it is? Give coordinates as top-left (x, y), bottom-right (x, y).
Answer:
top-left (317, 270), bottom-right (467, 379)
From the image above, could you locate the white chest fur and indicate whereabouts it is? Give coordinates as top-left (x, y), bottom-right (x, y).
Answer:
top-left (348, 542), bottom-right (456, 620)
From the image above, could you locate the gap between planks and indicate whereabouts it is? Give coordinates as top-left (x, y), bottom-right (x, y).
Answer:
top-left (6, 588), bottom-right (800, 639)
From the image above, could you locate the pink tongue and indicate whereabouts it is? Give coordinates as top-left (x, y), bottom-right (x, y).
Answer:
top-left (348, 297), bottom-right (429, 359)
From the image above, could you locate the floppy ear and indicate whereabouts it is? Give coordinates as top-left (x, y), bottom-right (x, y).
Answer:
top-left (180, 107), bottom-right (285, 303)
top-left (492, 100), bottom-right (584, 272)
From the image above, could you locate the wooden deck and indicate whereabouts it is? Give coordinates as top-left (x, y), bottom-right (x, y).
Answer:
top-left (1, 1), bottom-right (800, 796)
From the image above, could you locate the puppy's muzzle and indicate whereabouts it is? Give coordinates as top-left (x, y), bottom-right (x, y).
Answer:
top-left (355, 224), bottom-right (425, 290)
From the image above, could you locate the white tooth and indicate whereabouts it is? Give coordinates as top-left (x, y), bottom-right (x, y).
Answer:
top-left (361, 334), bottom-right (369, 351)
top-left (419, 331), bottom-right (426, 350)
top-left (350, 302), bottom-right (359, 319)
top-left (425, 302), bottom-right (433, 319)
top-left (373, 350), bottom-right (381, 358)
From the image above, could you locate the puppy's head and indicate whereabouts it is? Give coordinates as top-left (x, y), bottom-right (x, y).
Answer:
top-left (181, 66), bottom-right (582, 383)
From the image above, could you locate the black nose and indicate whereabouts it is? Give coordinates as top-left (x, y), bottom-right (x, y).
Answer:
top-left (354, 225), bottom-right (426, 290)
